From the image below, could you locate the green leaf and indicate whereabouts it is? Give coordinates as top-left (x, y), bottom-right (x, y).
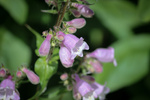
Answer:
top-left (35, 57), bottom-right (58, 89)
top-left (91, 0), bottom-right (138, 39)
top-left (0, 27), bottom-right (31, 71)
top-left (41, 10), bottom-right (58, 14)
top-left (138, 0), bottom-right (150, 22)
top-left (0, 0), bottom-right (28, 24)
top-left (94, 34), bottom-right (150, 92)
top-left (26, 25), bottom-right (44, 56)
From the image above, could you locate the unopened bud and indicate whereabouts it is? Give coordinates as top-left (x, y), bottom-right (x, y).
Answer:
top-left (64, 80), bottom-right (69, 86)
top-left (67, 85), bottom-right (73, 91)
top-left (60, 73), bottom-right (68, 81)
top-left (67, 27), bottom-right (77, 34)
top-left (16, 71), bottom-right (23, 78)
top-left (22, 68), bottom-right (40, 85)
top-left (71, 9), bottom-right (81, 17)
top-left (39, 34), bottom-right (52, 56)
top-left (66, 18), bottom-right (86, 29)
top-left (56, 31), bottom-right (65, 41)
top-left (0, 68), bottom-right (6, 77)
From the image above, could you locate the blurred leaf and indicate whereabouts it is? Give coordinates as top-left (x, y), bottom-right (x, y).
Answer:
top-left (0, 27), bottom-right (31, 71)
top-left (41, 86), bottom-right (66, 99)
top-left (94, 34), bottom-right (150, 92)
top-left (26, 25), bottom-right (44, 56)
top-left (138, 0), bottom-right (150, 22)
top-left (0, 0), bottom-right (28, 24)
top-left (41, 10), bottom-right (58, 14)
top-left (91, 0), bottom-right (138, 39)
top-left (89, 28), bottom-right (103, 48)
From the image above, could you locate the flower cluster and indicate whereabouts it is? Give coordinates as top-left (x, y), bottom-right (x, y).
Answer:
top-left (0, 65), bottom-right (40, 100)
top-left (38, 0), bottom-right (117, 100)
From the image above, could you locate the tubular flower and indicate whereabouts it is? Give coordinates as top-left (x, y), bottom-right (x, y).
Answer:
top-left (86, 47), bottom-right (117, 66)
top-left (63, 34), bottom-right (89, 59)
top-left (72, 3), bottom-right (94, 18)
top-left (91, 82), bottom-right (110, 100)
top-left (39, 34), bottom-right (52, 56)
top-left (66, 18), bottom-right (86, 29)
top-left (59, 46), bottom-right (74, 68)
top-left (73, 74), bottom-right (94, 100)
top-left (22, 68), bottom-right (40, 85)
top-left (0, 78), bottom-right (20, 100)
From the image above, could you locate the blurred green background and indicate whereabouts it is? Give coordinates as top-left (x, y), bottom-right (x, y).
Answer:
top-left (0, 0), bottom-right (150, 100)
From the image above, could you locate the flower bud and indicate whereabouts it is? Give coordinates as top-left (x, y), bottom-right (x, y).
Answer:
top-left (67, 27), bottom-right (77, 34)
top-left (59, 46), bottom-right (74, 68)
top-left (39, 34), bottom-right (52, 56)
top-left (0, 68), bottom-right (6, 77)
top-left (56, 31), bottom-right (65, 41)
top-left (72, 3), bottom-right (94, 18)
top-left (89, 60), bottom-right (103, 73)
top-left (60, 73), bottom-right (68, 81)
top-left (22, 68), bottom-right (40, 85)
top-left (16, 71), bottom-right (23, 78)
top-left (66, 18), bottom-right (86, 29)
top-left (71, 9), bottom-right (81, 17)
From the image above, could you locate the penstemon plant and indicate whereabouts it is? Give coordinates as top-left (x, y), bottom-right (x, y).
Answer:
top-left (0, 0), bottom-right (117, 100)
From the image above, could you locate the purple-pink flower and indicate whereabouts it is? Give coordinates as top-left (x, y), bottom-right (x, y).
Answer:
top-left (73, 74), bottom-right (95, 100)
top-left (0, 78), bottom-right (20, 100)
top-left (22, 68), bottom-right (40, 85)
top-left (39, 34), bottom-right (52, 56)
top-left (87, 47), bottom-right (117, 66)
top-left (91, 82), bottom-right (109, 99)
top-left (72, 3), bottom-right (94, 18)
top-left (66, 18), bottom-right (86, 29)
top-left (63, 34), bottom-right (89, 60)
top-left (59, 46), bottom-right (74, 68)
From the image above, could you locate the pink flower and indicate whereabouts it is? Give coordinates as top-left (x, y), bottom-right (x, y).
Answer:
top-left (72, 3), bottom-right (94, 18)
top-left (39, 34), bottom-right (52, 56)
top-left (91, 82), bottom-right (110, 99)
top-left (87, 47), bottom-right (117, 66)
top-left (22, 68), bottom-right (40, 85)
top-left (73, 74), bottom-right (95, 100)
top-left (0, 78), bottom-right (20, 100)
top-left (59, 46), bottom-right (74, 68)
top-left (63, 34), bottom-right (89, 59)
top-left (66, 18), bottom-right (86, 29)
